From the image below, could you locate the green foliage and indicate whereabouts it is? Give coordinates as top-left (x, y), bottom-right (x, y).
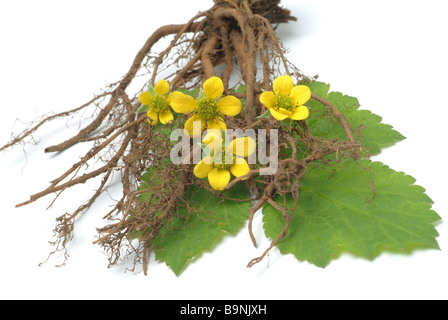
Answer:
top-left (136, 104), bottom-right (149, 113)
top-left (263, 160), bottom-right (441, 267)
top-left (235, 85), bottom-right (246, 93)
top-left (303, 81), bottom-right (405, 156)
top-left (153, 184), bottom-right (251, 275)
top-left (177, 87), bottom-right (200, 97)
top-left (134, 79), bottom-right (440, 274)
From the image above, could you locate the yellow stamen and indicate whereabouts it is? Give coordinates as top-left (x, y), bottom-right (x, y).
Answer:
top-left (197, 97), bottom-right (219, 122)
top-left (150, 95), bottom-right (169, 112)
top-left (274, 94), bottom-right (295, 112)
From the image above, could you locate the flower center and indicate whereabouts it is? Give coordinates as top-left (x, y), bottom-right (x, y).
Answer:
top-left (150, 95), bottom-right (169, 112)
top-left (213, 148), bottom-right (233, 170)
top-left (274, 94), bottom-right (295, 112)
top-left (197, 98), bottom-right (219, 122)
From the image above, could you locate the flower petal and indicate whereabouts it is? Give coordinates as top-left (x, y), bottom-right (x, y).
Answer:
top-left (170, 91), bottom-right (198, 114)
top-left (147, 108), bottom-right (158, 124)
top-left (229, 137), bottom-right (256, 157)
top-left (218, 95), bottom-right (242, 116)
top-left (273, 75), bottom-right (294, 96)
top-left (202, 129), bottom-right (223, 152)
top-left (202, 129), bottom-right (222, 144)
top-left (194, 156), bottom-right (213, 179)
top-left (203, 76), bottom-right (224, 99)
top-left (207, 118), bottom-right (227, 132)
top-left (259, 91), bottom-right (275, 109)
top-left (290, 85), bottom-right (311, 106)
top-left (278, 107), bottom-right (292, 116)
top-left (154, 80), bottom-right (170, 96)
top-left (184, 114), bottom-right (205, 137)
top-left (230, 159), bottom-right (250, 179)
top-left (290, 106), bottom-right (310, 120)
top-left (208, 168), bottom-right (231, 191)
top-left (158, 109), bottom-right (174, 124)
top-left (139, 92), bottom-right (152, 105)
top-left (269, 108), bottom-right (289, 121)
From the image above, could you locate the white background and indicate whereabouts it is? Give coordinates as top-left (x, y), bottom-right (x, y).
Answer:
top-left (1, 0), bottom-right (447, 300)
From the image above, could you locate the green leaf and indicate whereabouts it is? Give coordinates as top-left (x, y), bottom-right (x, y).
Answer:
top-left (154, 184), bottom-right (251, 275)
top-left (197, 88), bottom-right (206, 99)
top-left (136, 104), bottom-right (149, 113)
top-left (236, 85), bottom-right (246, 93)
top-left (256, 109), bottom-right (270, 119)
top-left (304, 81), bottom-right (405, 156)
top-left (147, 82), bottom-right (156, 96)
top-left (263, 159), bottom-right (441, 267)
top-left (176, 87), bottom-right (199, 97)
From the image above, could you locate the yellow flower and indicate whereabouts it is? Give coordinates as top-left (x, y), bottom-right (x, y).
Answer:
top-left (259, 75), bottom-right (311, 121)
top-left (170, 76), bottom-right (242, 137)
top-left (194, 133), bottom-right (256, 191)
top-left (138, 79), bottom-right (176, 125)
